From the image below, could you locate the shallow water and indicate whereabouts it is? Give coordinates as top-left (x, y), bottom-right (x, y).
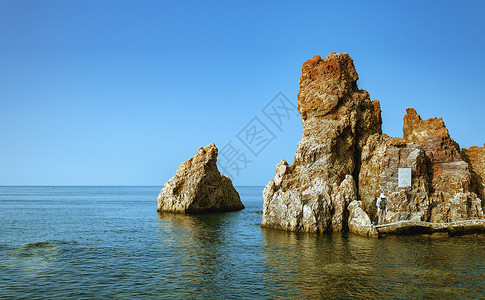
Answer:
top-left (0, 186), bottom-right (484, 298)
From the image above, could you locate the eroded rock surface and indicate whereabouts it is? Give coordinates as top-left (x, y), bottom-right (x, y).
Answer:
top-left (348, 201), bottom-right (378, 237)
top-left (360, 108), bottom-right (483, 223)
top-left (359, 134), bottom-right (431, 222)
top-left (262, 52), bottom-right (484, 236)
top-left (157, 143), bottom-right (244, 213)
top-left (463, 144), bottom-right (485, 202)
top-left (403, 108), bottom-right (482, 222)
top-left (262, 53), bottom-right (380, 233)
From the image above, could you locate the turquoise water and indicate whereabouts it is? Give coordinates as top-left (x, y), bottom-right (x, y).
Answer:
top-left (1, 186), bottom-right (484, 299)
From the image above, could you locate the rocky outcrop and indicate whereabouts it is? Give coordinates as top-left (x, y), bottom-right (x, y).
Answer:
top-left (157, 143), bottom-right (244, 213)
top-left (261, 53), bottom-right (381, 233)
top-left (348, 201), bottom-right (378, 237)
top-left (360, 108), bottom-right (483, 224)
top-left (262, 52), bottom-right (484, 236)
top-left (403, 108), bottom-right (482, 222)
top-left (359, 134), bottom-right (431, 222)
top-left (403, 108), bottom-right (470, 193)
top-left (376, 220), bottom-right (485, 237)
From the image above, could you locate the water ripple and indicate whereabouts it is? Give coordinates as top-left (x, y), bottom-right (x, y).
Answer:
top-left (1, 186), bottom-right (484, 298)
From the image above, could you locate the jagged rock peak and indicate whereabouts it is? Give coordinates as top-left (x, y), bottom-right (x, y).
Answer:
top-left (157, 143), bottom-right (244, 214)
top-left (262, 52), bottom-right (381, 233)
top-left (298, 53), bottom-right (359, 117)
top-left (403, 108), bottom-right (453, 145)
top-left (262, 52), bottom-right (484, 236)
top-left (361, 108), bottom-right (483, 224)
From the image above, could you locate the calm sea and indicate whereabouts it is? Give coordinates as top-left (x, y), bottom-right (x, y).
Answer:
top-left (0, 186), bottom-right (484, 299)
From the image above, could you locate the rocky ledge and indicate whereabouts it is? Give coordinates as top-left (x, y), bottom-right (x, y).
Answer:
top-left (262, 52), bottom-right (484, 237)
top-left (376, 220), bottom-right (485, 237)
top-left (157, 143), bottom-right (244, 213)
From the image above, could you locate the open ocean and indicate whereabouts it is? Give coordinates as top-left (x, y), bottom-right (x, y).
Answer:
top-left (1, 186), bottom-right (484, 299)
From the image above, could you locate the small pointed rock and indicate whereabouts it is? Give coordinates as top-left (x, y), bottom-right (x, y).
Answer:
top-left (157, 143), bottom-right (244, 214)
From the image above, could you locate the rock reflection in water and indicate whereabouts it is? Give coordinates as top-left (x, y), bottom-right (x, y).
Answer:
top-left (262, 229), bottom-right (379, 298)
top-left (157, 212), bottom-right (237, 298)
top-left (156, 209), bottom-right (485, 299)
top-left (1, 187), bottom-right (483, 298)
top-left (261, 230), bottom-right (485, 298)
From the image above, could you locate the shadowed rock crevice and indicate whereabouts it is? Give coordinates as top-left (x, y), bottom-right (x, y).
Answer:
top-left (462, 144), bottom-right (485, 209)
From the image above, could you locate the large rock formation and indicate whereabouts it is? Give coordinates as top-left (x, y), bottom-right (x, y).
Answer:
top-left (403, 108), bottom-right (482, 222)
top-left (157, 143), bottom-right (244, 213)
top-left (262, 52), bottom-right (484, 236)
top-left (361, 108), bottom-right (483, 223)
top-left (359, 134), bottom-right (432, 222)
top-left (262, 53), bottom-right (381, 233)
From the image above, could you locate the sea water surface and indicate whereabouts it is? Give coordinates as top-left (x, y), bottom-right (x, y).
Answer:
top-left (1, 186), bottom-right (484, 299)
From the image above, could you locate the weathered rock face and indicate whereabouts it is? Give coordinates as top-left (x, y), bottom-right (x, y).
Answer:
top-left (157, 143), bottom-right (244, 213)
top-left (263, 52), bottom-right (484, 236)
top-left (348, 200), bottom-right (378, 237)
top-left (360, 108), bottom-right (483, 223)
top-left (359, 134), bottom-right (431, 222)
top-left (402, 108), bottom-right (482, 222)
top-left (403, 108), bottom-right (469, 192)
top-left (262, 53), bottom-right (381, 233)
top-left (463, 144), bottom-right (485, 202)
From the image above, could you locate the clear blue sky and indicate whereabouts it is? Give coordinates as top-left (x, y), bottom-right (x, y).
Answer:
top-left (1, 0), bottom-right (484, 186)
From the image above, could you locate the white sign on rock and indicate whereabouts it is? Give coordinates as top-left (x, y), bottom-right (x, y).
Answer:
top-left (398, 168), bottom-right (412, 187)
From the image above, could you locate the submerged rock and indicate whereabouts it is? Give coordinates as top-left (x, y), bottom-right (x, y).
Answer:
top-left (262, 52), bottom-right (484, 236)
top-left (4, 241), bottom-right (61, 277)
top-left (157, 143), bottom-right (244, 213)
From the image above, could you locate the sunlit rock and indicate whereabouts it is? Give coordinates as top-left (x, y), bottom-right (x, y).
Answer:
top-left (157, 143), bottom-right (244, 213)
top-left (348, 200), bottom-right (378, 237)
top-left (262, 52), bottom-right (484, 236)
top-left (262, 53), bottom-right (380, 233)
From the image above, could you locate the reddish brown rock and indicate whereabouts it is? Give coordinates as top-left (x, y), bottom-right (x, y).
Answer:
top-left (262, 53), bottom-right (381, 233)
top-left (157, 143), bottom-right (244, 213)
top-left (402, 109), bottom-right (482, 222)
top-left (403, 108), bottom-right (452, 146)
top-left (262, 52), bottom-right (483, 237)
top-left (429, 192), bottom-right (483, 223)
top-left (404, 108), bottom-right (467, 191)
top-left (361, 109), bottom-right (483, 223)
top-left (359, 134), bottom-right (431, 222)
top-left (463, 144), bottom-right (485, 203)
